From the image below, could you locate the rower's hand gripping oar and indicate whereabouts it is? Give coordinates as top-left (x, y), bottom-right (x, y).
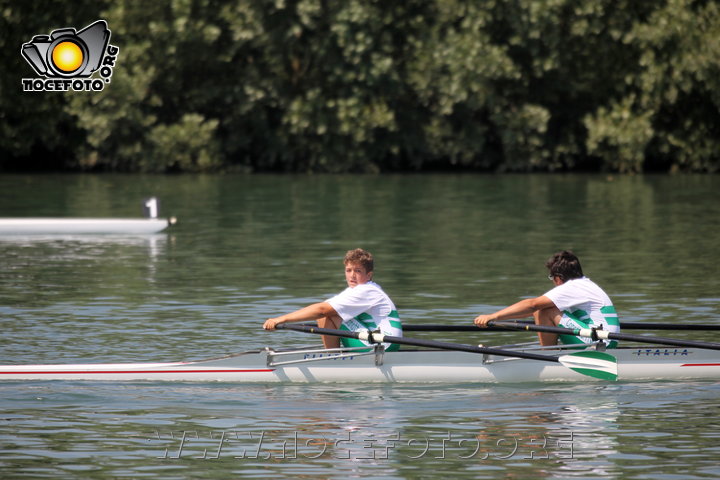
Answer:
top-left (488, 321), bottom-right (720, 351)
top-left (275, 323), bottom-right (618, 381)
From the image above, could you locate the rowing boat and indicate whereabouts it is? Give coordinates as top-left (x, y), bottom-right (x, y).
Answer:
top-left (0, 198), bottom-right (175, 235)
top-left (4, 322), bottom-right (718, 383)
top-left (1, 343), bottom-right (718, 383)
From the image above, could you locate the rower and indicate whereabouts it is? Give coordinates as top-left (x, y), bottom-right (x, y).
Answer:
top-left (473, 250), bottom-right (620, 348)
top-left (263, 248), bottom-right (403, 350)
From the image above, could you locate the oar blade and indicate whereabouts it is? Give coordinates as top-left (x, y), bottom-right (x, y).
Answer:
top-left (558, 351), bottom-right (618, 381)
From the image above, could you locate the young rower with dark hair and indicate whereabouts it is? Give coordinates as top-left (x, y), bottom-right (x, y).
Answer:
top-left (263, 248), bottom-right (402, 350)
top-left (473, 250), bottom-right (620, 347)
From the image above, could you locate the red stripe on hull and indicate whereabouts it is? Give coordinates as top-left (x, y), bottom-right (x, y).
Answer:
top-left (0, 369), bottom-right (275, 375)
top-left (680, 363), bottom-right (720, 367)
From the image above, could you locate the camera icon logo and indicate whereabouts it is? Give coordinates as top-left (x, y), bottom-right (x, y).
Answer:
top-left (22, 20), bottom-right (110, 78)
top-left (21, 20), bottom-right (119, 92)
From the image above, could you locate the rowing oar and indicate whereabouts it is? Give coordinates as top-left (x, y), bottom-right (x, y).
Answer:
top-left (275, 323), bottom-right (618, 381)
top-left (488, 321), bottom-right (720, 351)
top-left (403, 321), bottom-right (720, 332)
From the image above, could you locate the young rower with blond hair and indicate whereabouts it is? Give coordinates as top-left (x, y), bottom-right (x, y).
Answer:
top-left (264, 248), bottom-right (402, 350)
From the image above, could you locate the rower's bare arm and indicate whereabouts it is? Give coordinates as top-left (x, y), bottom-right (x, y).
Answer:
top-left (474, 296), bottom-right (555, 327)
top-left (264, 302), bottom-right (338, 330)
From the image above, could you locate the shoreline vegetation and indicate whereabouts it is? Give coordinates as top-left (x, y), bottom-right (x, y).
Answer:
top-left (2, 0), bottom-right (719, 174)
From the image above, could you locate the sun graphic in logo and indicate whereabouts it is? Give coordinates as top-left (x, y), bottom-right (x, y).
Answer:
top-left (51, 41), bottom-right (84, 73)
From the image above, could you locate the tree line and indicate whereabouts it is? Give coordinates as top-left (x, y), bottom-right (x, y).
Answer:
top-left (2, 0), bottom-right (718, 173)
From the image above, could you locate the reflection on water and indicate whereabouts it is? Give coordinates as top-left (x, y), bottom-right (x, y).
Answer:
top-left (0, 174), bottom-right (719, 478)
top-left (0, 234), bottom-right (169, 309)
top-left (2, 380), bottom-right (718, 479)
top-left (0, 234), bottom-right (168, 274)
top-left (0, 233), bottom-right (168, 247)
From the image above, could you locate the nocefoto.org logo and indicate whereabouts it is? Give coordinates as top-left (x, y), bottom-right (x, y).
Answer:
top-left (21, 20), bottom-right (119, 92)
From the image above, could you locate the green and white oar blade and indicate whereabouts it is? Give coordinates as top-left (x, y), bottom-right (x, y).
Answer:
top-left (558, 351), bottom-right (618, 381)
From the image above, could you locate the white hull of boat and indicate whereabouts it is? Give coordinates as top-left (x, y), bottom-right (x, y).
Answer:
top-left (0, 346), bottom-right (718, 383)
top-left (0, 218), bottom-right (170, 235)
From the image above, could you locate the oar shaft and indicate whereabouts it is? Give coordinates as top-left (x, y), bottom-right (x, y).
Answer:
top-left (490, 321), bottom-right (720, 351)
top-left (404, 325), bottom-right (519, 332)
top-left (276, 324), bottom-right (558, 363)
top-left (620, 322), bottom-right (720, 331)
top-left (603, 331), bottom-right (720, 351)
top-left (378, 334), bottom-right (557, 362)
top-left (402, 322), bottom-right (720, 332)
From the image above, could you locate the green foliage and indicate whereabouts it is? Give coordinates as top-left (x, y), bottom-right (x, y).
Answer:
top-left (585, 95), bottom-right (655, 173)
top-left (0, 0), bottom-right (718, 172)
top-left (584, 0), bottom-right (720, 172)
top-left (142, 114), bottom-right (219, 172)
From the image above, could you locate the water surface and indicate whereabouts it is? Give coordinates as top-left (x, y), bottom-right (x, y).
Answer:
top-left (0, 174), bottom-right (718, 478)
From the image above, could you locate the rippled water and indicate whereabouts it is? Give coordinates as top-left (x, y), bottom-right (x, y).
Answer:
top-left (0, 173), bottom-right (719, 478)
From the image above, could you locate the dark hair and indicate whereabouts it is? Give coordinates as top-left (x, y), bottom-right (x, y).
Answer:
top-left (545, 250), bottom-right (584, 281)
top-left (344, 248), bottom-right (374, 273)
